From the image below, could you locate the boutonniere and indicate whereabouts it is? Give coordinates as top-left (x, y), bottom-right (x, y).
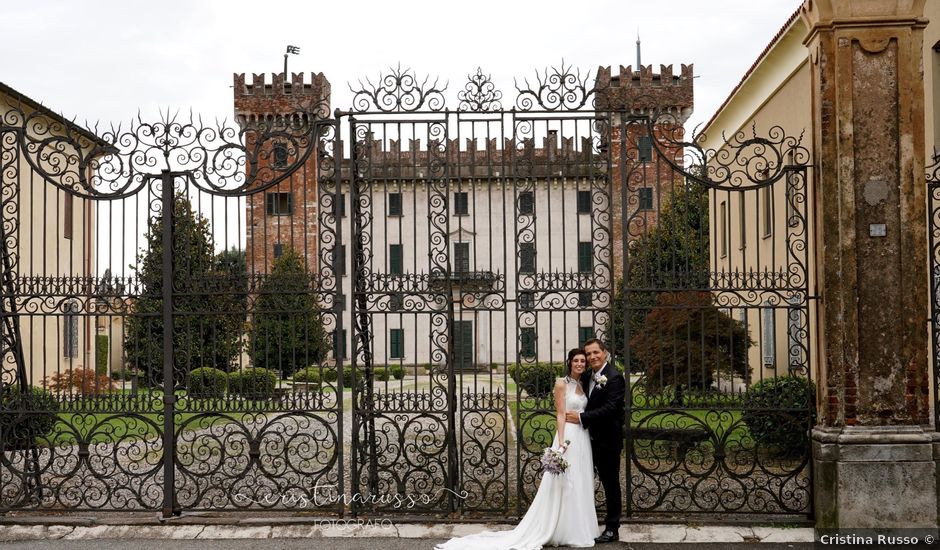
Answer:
top-left (595, 374), bottom-right (608, 388)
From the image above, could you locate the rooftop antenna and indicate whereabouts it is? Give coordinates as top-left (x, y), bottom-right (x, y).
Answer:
top-left (284, 45), bottom-right (300, 76)
top-left (636, 30), bottom-right (642, 69)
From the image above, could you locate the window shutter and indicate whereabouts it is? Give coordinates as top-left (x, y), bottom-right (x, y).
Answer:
top-left (762, 305), bottom-right (775, 368)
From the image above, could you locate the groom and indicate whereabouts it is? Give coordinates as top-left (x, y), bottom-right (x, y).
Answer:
top-left (565, 337), bottom-right (625, 543)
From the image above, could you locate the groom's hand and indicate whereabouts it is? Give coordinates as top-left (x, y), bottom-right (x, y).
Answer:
top-left (564, 411), bottom-right (581, 424)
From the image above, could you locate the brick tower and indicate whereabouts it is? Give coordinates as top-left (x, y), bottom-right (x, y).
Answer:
top-left (595, 63), bottom-right (694, 279)
top-left (233, 71), bottom-right (331, 275)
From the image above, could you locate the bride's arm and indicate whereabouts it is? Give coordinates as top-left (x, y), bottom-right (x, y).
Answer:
top-left (553, 378), bottom-right (566, 450)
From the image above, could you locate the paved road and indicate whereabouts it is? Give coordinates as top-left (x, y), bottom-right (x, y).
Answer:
top-left (0, 541), bottom-right (815, 550)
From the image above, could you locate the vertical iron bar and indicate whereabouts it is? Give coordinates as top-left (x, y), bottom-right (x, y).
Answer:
top-left (345, 115), bottom-right (358, 516)
top-left (443, 111), bottom-right (458, 514)
top-left (618, 111), bottom-right (632, 518)
top-left (160, 171), bottom-right (176, 518)
top-left (331, 114), bottom-right (346, 517)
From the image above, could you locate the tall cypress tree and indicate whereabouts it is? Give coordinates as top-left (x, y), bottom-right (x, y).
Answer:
top-left (124, 195), bottom-right (244, 385)
top-left (248, 247), bottom-right (328, 379)
top-left (610, 179), bottom-right (750, 391)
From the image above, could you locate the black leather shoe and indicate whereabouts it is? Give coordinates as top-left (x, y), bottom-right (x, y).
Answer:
top-left (594, 529), bottom-right (619, 543)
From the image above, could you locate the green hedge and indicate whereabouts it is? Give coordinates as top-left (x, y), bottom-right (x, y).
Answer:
top-left (0, 386), bottom-right (59, 450)
top-left (188, 367), bottom-right (228, 399)
top-left (741, 376), bottom-right (816, 456)
top-left (510, 363), bottom-right (564, 398)
top-left (229, 368), bottom-right (278, 400)
top-left (390, 366), bottom-right (405, 380)
top-left (293, 367), bottom-right (321, 385)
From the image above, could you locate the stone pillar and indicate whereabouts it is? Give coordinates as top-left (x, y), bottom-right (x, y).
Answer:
top-left (801, 0), bottom-right (937, 529)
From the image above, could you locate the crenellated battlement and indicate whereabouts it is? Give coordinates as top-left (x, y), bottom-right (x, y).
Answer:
top-left (595, 63), bottom-right (693, 120)
top-left (345, 135), bottom-right (603, 178)
top-left (234, 72), bottom-right (331, 121)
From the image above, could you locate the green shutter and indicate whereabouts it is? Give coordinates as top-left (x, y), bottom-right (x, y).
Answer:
top-left (390, 329), bottom-right (404, 359)
top-left (520, 328), bottom-right (536, 357)
top-left (578, 326), bottom-right (594, 347)
top-left (520, 243), bottom-right (535, 273)
top-left (577, 190), bottom-right (591, 214)
top-left (390, 244), bottom-right (403, 275)
top-left (578, 242), bottom-right (592, 273)
top-left (454, 243), bottom-right (470, 273)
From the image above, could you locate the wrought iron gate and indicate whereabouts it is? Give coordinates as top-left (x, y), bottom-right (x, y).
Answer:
top-left (0, 63), bottom-right (815, 520)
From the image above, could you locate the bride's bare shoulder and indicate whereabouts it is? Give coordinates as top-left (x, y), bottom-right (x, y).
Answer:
top-left (554, 376), bottom-right (569, 388)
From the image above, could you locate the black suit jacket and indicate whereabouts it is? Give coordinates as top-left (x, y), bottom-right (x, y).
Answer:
top-left (580, 363), bottom-right (626, 452)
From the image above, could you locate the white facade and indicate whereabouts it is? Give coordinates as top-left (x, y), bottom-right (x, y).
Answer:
top-left (331, 176), bottom-right (612, 368)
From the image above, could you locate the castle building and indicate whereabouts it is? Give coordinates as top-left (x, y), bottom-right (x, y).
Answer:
top-left (234, 62), bottom-right (693, 369)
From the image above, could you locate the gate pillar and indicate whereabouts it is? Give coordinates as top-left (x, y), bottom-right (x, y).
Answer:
top-left (801, 0), bottom-right (937, 530)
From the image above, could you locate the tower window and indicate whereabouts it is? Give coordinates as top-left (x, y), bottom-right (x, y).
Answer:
top-left (638, 188), bottom-right (653, 211)
top-left (273, 143), bottom-right (289, 168)
top-left (266, 192), bottom-right (293, 216)
top-left (638, 136), bottom-right (653, 162)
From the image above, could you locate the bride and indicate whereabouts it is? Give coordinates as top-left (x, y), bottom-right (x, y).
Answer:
top-left (435, 348), bottom-right (600, 549)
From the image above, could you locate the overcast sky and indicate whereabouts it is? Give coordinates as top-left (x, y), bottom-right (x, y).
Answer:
top-left (1, 0), bottom-right (801, 133)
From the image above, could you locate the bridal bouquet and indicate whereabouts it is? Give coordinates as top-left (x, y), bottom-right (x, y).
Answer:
top-left (541, 439), bottom-right (571, 476)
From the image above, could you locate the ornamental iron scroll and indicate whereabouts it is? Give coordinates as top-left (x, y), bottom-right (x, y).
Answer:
top-left (514, 61), bottom-right (596, 111)
top-left (672, 118), bottom-right (812, 190)
top-left (349, 65), bottom-right (448, 113)
top-left (457, 68), bottom-right (503, 112)
top-left (2, 102), bottom-right (329, 200)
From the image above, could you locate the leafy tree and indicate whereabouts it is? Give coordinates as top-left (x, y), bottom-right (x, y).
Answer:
top-left (630, 291), bottom-right (752, 393)
top-left (249, 247), bottom-right (329, 379)
top-left (124, 194), bottom-right (244, 385)
top-left (611, 180), bottom-right (710, 360)
top-left (609, 178), bottom-right (752, 392)
top-left (207, 247), bottom-right (248, 371)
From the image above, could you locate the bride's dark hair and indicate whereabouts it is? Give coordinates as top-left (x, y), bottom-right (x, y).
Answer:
top-left (565, 347), bottom-right (587, 379)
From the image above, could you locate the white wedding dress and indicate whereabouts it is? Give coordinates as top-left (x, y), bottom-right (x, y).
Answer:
top-left (435, 378), bottom-right (600, 549)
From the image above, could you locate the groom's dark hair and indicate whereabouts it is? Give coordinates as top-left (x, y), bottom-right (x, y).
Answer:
top-left (583, 337), bottom-right (607, 352)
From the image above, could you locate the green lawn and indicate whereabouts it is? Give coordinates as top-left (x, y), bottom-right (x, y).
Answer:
top-left (50, 410), bottom-right (222, 446)
top-left (508, 392), bottom-right (749, 452)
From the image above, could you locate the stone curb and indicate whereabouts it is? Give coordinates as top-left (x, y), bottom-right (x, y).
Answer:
top-left (0, 522), bottom-right (816, 543)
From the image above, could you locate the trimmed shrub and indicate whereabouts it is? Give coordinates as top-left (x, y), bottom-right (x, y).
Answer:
top-left (229, 368), bottom-right (278, 400)
top-left (513, 363), bottom-right (563, 398)
top-left (343, 366), bottom-right (354, 388)
top-left (45, 368), bottom-right (114, 396)
top-left (374, 368), bottom-right (389, 382)
top-left (0, 386), bottom-right (59, 450)
top-left (741, 376), bottom-right (816, 456)
top-left (390, 366), bottom-right (405, 380)
top-left (293, 367), bottom-right (322, 385)
top-left (322, 367), bottom-right (338, 383)
top-left (249, 248), bottom-right (329, 379)
top-left (188, 367), bottom-right (227, 399)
